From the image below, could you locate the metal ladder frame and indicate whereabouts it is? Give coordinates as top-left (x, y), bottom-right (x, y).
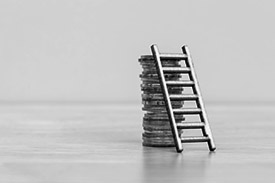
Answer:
top-left (151, 44), bottom-right (216, 152)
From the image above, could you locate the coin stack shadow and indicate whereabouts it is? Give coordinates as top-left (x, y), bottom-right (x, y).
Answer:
top-left (139, 55), bottom-right (184, 147)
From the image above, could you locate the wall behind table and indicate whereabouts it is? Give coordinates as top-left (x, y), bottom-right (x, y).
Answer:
top-left (0, 0), bottom-right (274, 103)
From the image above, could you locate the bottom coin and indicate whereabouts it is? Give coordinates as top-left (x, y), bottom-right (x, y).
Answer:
top-left (142, 142), bottom-right (175, 147)
top-left (142, 136), bottom-right (175, 147)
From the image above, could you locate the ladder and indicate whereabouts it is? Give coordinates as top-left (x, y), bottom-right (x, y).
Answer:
top-left (151, 44), bottom-right (216, 153)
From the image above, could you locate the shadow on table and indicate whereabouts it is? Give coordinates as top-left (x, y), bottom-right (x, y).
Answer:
top-left (141, 146), bottom-right (214, 183)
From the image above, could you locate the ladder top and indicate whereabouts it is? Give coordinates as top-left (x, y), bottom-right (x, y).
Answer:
top-left (159, 53), bottom-right (187, 59)
top-left (140, 53), bottom-right (187, 60)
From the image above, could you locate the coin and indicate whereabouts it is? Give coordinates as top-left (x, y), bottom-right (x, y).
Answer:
top-left (143, 114), bottom-right (185, 121)
top-left (139, 55), bottom-right (185, 147)
top-left (142, 100), bottom-right (184, 106)
top-left (143, 119), bottom-right (184, 131)
top-left (142, 136), bottom-right (175, 147)
top-left (140, 74), bottom-right (182, 81)
top-left (143, 131), bottom-right (173, 137)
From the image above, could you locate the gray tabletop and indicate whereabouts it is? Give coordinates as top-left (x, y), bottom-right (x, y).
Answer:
top-left (0, 102), bottom-right (274, 183)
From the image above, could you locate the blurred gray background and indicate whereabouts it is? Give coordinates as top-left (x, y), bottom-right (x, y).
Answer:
top-left (0, 0), bottom-right (274, 103)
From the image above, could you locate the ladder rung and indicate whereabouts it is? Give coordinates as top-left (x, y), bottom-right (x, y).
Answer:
top-left (177, 122), bottom-right (205, 129)
top-left (181, 136), bottom-right (210, 143)
top-left (173, 108), bottom-right (202, 114)
top-left (162, 67), bottom-right (191, 73)
top-left (160, 53), bottom-right (187, 59)
top-left (170, 94), bottom-right (198, 101)
top-left (166, 80), bottom-right (194, 86)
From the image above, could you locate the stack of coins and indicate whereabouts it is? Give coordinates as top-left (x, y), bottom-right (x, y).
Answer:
top-left (139, 55), bottom-right (184, 147)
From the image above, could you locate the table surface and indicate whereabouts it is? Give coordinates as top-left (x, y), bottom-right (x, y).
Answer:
top-left (0, 102), bottom-right (274, 183)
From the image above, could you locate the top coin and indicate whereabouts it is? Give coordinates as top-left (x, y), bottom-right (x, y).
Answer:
top-left (139, 55), bottom-right (182, 61)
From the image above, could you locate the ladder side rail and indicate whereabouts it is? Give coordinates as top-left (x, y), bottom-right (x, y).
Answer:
top-left (182, 45), bottom-right (216, 151)
top-left (151, 44), bottom-right (183, 152)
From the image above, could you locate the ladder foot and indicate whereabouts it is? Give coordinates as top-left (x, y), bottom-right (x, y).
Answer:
top-left (208, 144), bottom-right (216, 151)
top-left (209, 147), bottom-right (216, 151)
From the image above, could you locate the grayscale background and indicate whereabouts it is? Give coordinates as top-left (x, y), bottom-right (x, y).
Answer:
top-left (1, 0), bottom-right (274, 103)
top-left (0, 0), bottom-right (275, 183)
